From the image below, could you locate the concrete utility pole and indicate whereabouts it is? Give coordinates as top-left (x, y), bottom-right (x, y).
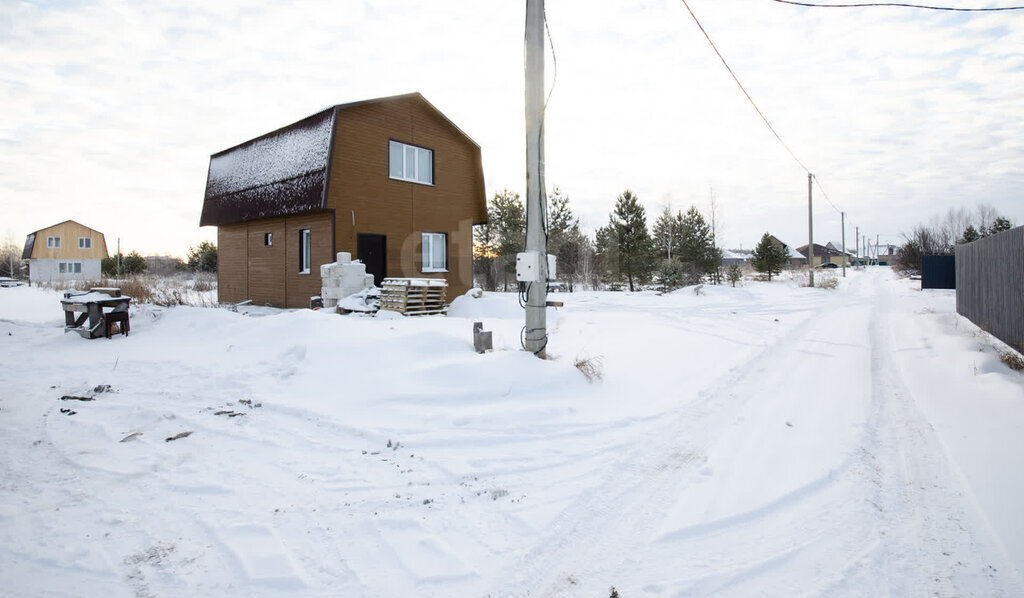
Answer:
top-left (523, 0), bottom-right (548, 356)
top-left (855, 226), bottom-right (859, 267)
top-left (807, 173), bottom-right (814, 287)
top-left (841, 211), bottom-right (846, 278)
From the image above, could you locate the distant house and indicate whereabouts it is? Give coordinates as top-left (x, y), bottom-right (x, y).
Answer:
top-left (796, 243), bottom-right (849, 268)
top-left (722, 249), bottom-right (752, 266)
top-left (200, 92), bottom-right (487, 308)
top-left (768, 236), bottom-right (807, 267)
top-left (22, 220), bottom-right (108, 284)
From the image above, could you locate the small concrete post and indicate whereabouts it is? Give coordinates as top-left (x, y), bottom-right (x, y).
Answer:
top-left (473, 322), bottom-right (493, 354)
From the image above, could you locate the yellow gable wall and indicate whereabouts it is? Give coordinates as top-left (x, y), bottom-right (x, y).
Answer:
top-left (30, 221), bottom-right (108, 259)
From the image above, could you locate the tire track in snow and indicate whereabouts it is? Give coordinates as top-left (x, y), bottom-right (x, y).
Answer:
top-left (834, 273), bottom-right (1013, 596)
top-left (487, 290), bottom-right (839, 597)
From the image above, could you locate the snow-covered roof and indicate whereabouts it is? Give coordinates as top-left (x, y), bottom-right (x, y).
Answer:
top-left (722, 249), bottom-right (752, 260)
top-left (772, 238), bottom-right (804, 258)
top-left (826, 241), bottom-right (855, 255)
top-left (200, 108), bottom-right (334, 227)
top-left (796, 243), bottom-right (846, 258)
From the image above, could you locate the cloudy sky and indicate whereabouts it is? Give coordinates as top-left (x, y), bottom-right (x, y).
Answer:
top-left (2, 0), bottom-right (1022, 256)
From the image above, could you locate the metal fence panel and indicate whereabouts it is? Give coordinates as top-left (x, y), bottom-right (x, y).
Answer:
top-left (922, 255), bottom-right (955, 289)
top-left (955, 226), bottom-right (1024, 353)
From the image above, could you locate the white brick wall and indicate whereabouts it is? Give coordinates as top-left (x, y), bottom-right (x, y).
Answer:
top-left (29, 259), bottom-right (102, 284)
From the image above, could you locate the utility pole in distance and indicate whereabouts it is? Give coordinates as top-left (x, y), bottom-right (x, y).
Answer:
top-left (807, 173), bottom-right (814, 287)
top-left (855, 226), bottom-right (859, 267)
top-left (523, 0), bottom-right (548, 356)
top-left (841, 211), bottom-right (846, 277)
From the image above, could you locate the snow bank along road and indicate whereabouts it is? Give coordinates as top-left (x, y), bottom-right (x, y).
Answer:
top-left (0, 268), bottom-right (1021, 597)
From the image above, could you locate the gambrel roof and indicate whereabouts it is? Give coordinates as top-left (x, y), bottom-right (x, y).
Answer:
top-left (199, 92), bottom-right (481, 227)
top-left (22, 220), bottom-right (106, 259)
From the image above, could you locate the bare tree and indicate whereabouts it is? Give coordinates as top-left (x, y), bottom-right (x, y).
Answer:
top-left (976, 203), bottom-right (999, 235)
top-left (707, 186), bottom-right (723, 284)
top-left (0, 232), bottom-right (26, 279)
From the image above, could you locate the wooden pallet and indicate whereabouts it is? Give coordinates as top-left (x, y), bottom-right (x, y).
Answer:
top-left (379, 278), bottom-right (448, 315)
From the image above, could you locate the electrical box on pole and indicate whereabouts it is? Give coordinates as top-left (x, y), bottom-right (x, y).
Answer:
top-left (523, 0), bottom-right (548, 356)
top-left (515, 252), bottom-right (556, 282)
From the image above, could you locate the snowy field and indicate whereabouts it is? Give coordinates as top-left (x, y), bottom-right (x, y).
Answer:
top-left (1, 268), bottom-right (1022, 597)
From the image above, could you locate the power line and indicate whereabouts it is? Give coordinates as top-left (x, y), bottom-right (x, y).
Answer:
top-left (769, 0), bottom-right (1024, 10)
top-left (680, 1), bottom-right (849, 227)
top-left (813, 176), bottom-right (843, 215)
top-left (679, 0), bottom-right (809, 173)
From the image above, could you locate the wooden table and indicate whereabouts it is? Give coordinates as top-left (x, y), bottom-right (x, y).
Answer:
top-left (61, 291), bottom-right (132, 339)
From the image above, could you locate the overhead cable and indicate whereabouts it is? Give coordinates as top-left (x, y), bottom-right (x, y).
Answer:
top-left (679, 0), bottom-right (810, 173)
top-left (769, 0), bottom-right (1024, 11)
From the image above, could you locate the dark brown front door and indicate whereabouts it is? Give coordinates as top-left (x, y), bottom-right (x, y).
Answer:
top-left (357, 233), bottom-right (386, 285)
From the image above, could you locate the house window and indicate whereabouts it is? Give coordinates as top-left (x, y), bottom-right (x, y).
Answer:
top-left (79, 237), bottom-right (91, 249)
top-left (299, 229), bottom-right (311, 273)
top-left (389, 140), bottom-right (433, 185)
top-left (421, 232), bottom-right (447, 272)
top-left (58, 262), bottom-right (82, 274)
top-left (47, 236), bottom-right (61, 248)
top-left (264, 232), bottom-right (273, 246)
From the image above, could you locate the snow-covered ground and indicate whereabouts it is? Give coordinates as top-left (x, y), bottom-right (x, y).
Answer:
top-left (1, 269), bottom-right (1021, 597)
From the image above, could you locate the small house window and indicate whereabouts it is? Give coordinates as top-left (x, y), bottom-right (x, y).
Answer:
top-left (421, 232), bottom-right (447, 272)
top-left (389, 140), bottom-right (433, 185)
top-left (58, 262), bottom-right (82, 274)
top-left (264, 232), bottom-right (273, 246)
top-left (299, 229), bottom-right (311, 273)
top-left (79, 237), bottom-right (91, 249)
top-left (47, 236), bottom-right (61, 248)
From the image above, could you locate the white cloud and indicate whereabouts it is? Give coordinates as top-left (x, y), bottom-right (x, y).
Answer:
top-left (0, 0), bottom-right (1021, 255)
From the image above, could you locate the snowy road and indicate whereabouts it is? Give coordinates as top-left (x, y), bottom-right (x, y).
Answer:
top-left (1, 269), bottom-right (1021, 597)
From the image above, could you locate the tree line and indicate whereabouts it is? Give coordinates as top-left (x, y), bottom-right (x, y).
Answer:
top-left (473, 188), bottom-right (725, 292)
top-left (893, 204), bottom-right (1014, 275)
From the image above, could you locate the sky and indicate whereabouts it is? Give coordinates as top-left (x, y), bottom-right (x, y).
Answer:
top-left (2, 0), bottom-right (1022, 257)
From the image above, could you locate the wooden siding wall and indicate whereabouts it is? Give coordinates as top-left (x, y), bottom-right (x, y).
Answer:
top-left (327, 97), bottom-right (486, 297)
top-left (955, 226), bottom-right (1024, 353)
top-left (217, 212), bottom-right (333, 308)
top-left (217, 224), bottom-right (248, 304)
top-left (30, 221), bottom-right (108, 259)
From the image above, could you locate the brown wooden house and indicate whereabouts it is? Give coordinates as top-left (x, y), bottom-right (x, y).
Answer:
top-left (200, 93), bottom-right (487, 308)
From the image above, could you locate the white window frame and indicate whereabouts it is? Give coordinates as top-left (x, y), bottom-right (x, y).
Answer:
top-left (389, 140), bottom-right (433, 185)
top-left (299, 229), bottom-right (311, 274)
top-left (421, 232), bottom-right (447, 273)
top-left (58, 261), bottom-right (82, 274)
top-left (47, 236), bottom-right (61, 249)
top-left (264, 232), bottom-right (273, 246)
top-left (78, 237), bottom-right (91, 249)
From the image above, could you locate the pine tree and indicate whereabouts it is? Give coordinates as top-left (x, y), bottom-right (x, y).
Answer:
top-left (594, 224), bottom-right (620, 287)
top-left (988, 216), bottom-right (1012, 236)
top-left (676, 205), bottom-right (720, 281)
top-left (608, 190), bottom-right (656, 292)
top-left (186, 242), bottom-right (217, 273)
top-left (541, 188), bottom-right (593, 292)
top-left (959, 225), bottom-right (980, 244)
top-left (492, 190), bottom-right (526, 290)
top-left (652, 207), bottom-right (684, 261)
top-left (751, 233), bottom-right (788, 281)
